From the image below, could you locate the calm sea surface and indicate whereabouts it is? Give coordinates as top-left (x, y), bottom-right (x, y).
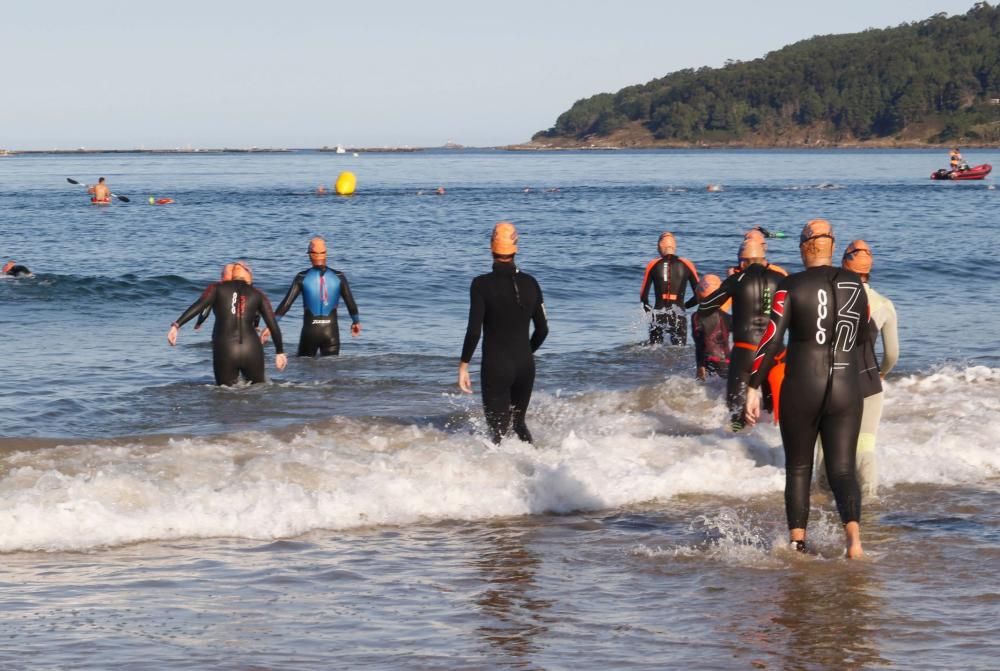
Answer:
top-left (1, 149), bottom-right (998, 669)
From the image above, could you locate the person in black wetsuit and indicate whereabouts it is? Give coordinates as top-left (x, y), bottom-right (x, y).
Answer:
top-left (639, 231), bottom-right (699, 345)
top-left (690, 274), bottom-right (731, 380)
top-left (263, 237), bottom-right (361, 357)
top-left (458, 222), bottom-right (548, 444)
top-left (2, 261), bottom-right (31, 277)
top-left (167, 262), bottom-right (287, 385)
top-left (744, 219), bottom-right (875, 559)
top-left (696, 238), bottom-right (787, 431)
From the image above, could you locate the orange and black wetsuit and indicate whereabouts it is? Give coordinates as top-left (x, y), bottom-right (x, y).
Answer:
top-left (461, 261), bottom-right (548, 444)
top-left (698, 263), bottom-right (786, 428)
top-left (3, 264), bottom-right (31, 277)
top-left (640, 254), bottom-right (699, 345)
top-left (747, 265), bottom-right (876, 530)
top-left (691, 310), bottom-right (731, 377)
top-left (173, 279), bottom-right (284, 386)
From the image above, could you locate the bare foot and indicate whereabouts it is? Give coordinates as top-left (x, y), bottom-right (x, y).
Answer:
top-left (844, 522), bottom-right (863, 559)
top-left (846, 543), bottom-right (864, 559)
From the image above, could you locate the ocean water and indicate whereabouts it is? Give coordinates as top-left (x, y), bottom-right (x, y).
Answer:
top-left (1, 149), bottom-right (998, 669)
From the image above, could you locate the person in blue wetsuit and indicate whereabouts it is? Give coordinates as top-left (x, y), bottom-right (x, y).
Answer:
top-left (265, 237), bottom-right (361, 357)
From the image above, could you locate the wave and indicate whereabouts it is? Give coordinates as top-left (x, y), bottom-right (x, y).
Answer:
top-left (1, 366), bottom-right (997, 552)
top-left (0, 272), bottom-right (207, 303)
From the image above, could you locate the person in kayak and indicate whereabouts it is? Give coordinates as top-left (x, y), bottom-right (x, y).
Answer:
top-left (263, 237), bottom-right (361, 357)
top-left (816, 239), bottom-right (899, 500)
top-left (194, 263), bottom-right (236, 331)
top-left (690, 274), bottom-right (731, 380)
top-left (640, 231), bottom-right (699, 345)
top-left (744, 219), bottom-right (875, 559)
top-left (459, 222), bottom-right (548, 444)
top-left (167, 262), bottom-right (287, 385)
top-left (697, 238), bottom-right (786, 430)
top-left (2, 261), bottom-right (31, 277)
top-left (89, 177), bottom-right (111, 204)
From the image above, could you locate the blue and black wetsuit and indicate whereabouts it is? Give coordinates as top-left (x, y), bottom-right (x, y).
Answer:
top-left (461, 261), bottom-right (548, 444)
top-left (274, 265), bottom-right (360, 357)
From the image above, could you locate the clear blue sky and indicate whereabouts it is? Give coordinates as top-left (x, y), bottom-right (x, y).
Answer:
top-left (2, 0), bottom-right (982, 149)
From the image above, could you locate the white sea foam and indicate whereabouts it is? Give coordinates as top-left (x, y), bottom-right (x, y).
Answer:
top-left (1, 366), bottom-right (997, 552)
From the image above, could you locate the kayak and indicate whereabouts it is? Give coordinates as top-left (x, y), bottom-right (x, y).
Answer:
top-left (930, 164), bottom-right (992, 180)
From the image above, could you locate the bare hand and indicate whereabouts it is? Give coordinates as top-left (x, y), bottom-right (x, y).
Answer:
top-left (275, 353), bottom-right (287, 371)
top-left (351, 322), bottom-right (362, 337)
top-left (260, 327), bottom-right (270, 345)
top-left (744, 386), bottom-right (761, 427)
top-left (696, 366), bottom-right (706, 381)
top-left (458, 362), bottom-right (473, 394)
top-left (167, 324), bottom-right (179, 346)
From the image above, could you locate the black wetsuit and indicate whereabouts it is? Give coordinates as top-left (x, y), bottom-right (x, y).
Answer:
top-left (274, 266), bottom-right (359, 357)
top-left (698, 263), bottom-right (786, 427)
top-left (3, 265), bottom-right (31, 277)
top-left (174, 280), bottom-right (284, 386)
top-left (461, 262), bottom-right (548, 444)
top-left (691, 310), bottom-right (731, 378)
top-left (640, 255), bottom-right (699, 345)
top-left (747, 265), bottom-right (876, 529)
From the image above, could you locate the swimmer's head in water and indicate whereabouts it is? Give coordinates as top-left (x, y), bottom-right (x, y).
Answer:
top-left (696, 274), bottom-right (722, 301)
top-left (739, 239), bottom-right (766, 266)
top-left (2, 261), bottom-right (14, 274)
top-left (308, 237), bottom-right (328, 264)
top-left (221, 263), bottom-right (235, 281)
top-left (799, 219), bottom-right (834, 259)
top-left (842, 239), bottom-right (873, 275)
top-left (232, 261), bottom-right (253, 283)
top-left (491, 221), bottom-right (518, 257)
top-left (657, 231), bottom-right (676, 256)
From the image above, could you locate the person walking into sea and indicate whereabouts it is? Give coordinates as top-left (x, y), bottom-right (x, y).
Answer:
top-left (167, 262), bottom-right (287, 385)
top-left (458, 222), bottom-right (548, 444)
top-left (697, 237), bottom-right (787, 430)
top-left (816, 239), bottom-right (899, 500)
top-left (640, 231), bottom-right (699, 345)
top-left (194, 263), bottom-right (236, 331)
top-left (263, 237), bottom-right (361, 357)
top-left (89, 177), bottom-right (111, 204)
top-left (690, 274), bottom-right (731, 380)
top-left (744, 219), bottom-right (876, 559)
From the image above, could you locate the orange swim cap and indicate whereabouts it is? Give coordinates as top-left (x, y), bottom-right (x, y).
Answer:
top-left (308, 237), bottom-right (328, 255)
top-left (491, 221), bottom-right (518, 255)
top-left (739, 238), bottom-right (766, 261)
top-left (696, 274), bottom-right (722, 300)
top-left (221, 263), bottom-right (235, 281)
top-left (658, 231), bottom-right (676, 255)
top-left (799, 219), bottom-right (833, 245)
top-left (744, 228), bottom-right (766, 244)
top-left (842, 239), bottom-right (873, 274)
top-left (232, 261), bottom-right (253, 283)
top-left (2, 261), bottom-right (14, 274)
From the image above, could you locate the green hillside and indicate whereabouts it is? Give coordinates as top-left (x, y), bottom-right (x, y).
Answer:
top-left (534, 2), bottom-right (1000, 147)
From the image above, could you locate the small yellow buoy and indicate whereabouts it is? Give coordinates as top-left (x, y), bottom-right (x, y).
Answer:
top-left (335, 171), bottom-right (357, 196)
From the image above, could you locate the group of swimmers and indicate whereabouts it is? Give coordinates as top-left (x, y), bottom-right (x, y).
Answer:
top-left (637, 220), bottom-right (899, 558)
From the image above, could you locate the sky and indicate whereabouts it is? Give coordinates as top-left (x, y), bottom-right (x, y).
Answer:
top-left (1, 0), bottom-right (984, 149)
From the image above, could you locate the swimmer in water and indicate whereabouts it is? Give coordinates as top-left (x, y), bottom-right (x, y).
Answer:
top-left (690, 274), bottom-right (731, 380)
top-left (263, 237), bottom-right (361, 357)
top-left (816, 239), bottom-right (899, 500)
top-left (3, 261), bottom-right (31, 277)
top-left (459, 222), bottom-right (548, 444)
top-left (697, 237), bottom-right (786, 430)
top-left (640, 231), bottom-right (699, 345)
top-left (167, 262), bottom-right (287, 385)
top-left (744, 219), bottom-right (875, 559)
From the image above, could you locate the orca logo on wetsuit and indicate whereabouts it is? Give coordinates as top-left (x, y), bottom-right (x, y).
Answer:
top-left (231, 291), bottom-right (238, 315)
top-left (816, 289), bottom-right (828, 344)
top-left (834, 281), bottom-right (862, 353)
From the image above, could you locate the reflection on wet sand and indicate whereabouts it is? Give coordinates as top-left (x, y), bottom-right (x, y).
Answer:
top-left (473, 521), bottom-right (553, 666)
top-left (750, 562), bottom-right (890, 670)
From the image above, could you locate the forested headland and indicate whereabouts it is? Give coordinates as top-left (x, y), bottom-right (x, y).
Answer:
top-left (530, 3), bottom-right (1000, 148)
